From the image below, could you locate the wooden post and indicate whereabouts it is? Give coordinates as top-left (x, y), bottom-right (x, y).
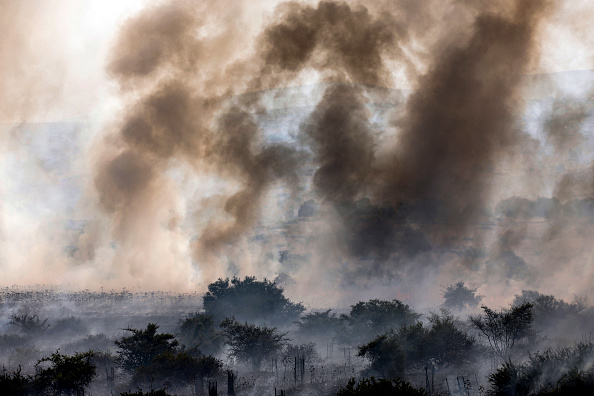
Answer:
top-left (208, 380), bottom-right (217, 396)
top-left (227, 370), bottom-right (236, 396)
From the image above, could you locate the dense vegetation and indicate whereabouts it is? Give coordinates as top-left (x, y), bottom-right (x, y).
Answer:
top-left (0, 280), bottom-right (593, 395)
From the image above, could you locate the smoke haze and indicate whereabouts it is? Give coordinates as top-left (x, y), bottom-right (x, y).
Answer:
top-left (0, 0), bottom-right (592, 308)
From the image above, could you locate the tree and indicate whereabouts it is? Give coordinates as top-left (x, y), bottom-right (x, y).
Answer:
top-left (203, 276), bottom-right (305, 325)
top-left (512, 290), bottom-right (590, 337)
top-left (220, 318), bottom-right (288, 371)
top-left (358, 332), bottom-right (406, 378)
top-left (34, 350), bottom-right (96, 396)
top-left (115, 324), bottom-right (178, 373)
top-left (470, 303), bottom-right (535, 361)
top-left (337, 377), bottom-right (428, 396)
top-left (424, 311), bottom-right (475, 367)
top-left (488, 360), bottom-right (529, 396)
top-left (9, 312), bottom-right (50, 337)
top-left (283, 342), bottom-right (320, 363)
top-left (296, 309), bottom-right (342, 341)
top-left (442, 282), bottom-right (483, 311)
top-left (359, 311), bottom-right (475, 377)
top-left (178, 313), bottom-right (223, 356)
top-left (340, 299), bottom-right (420, 345)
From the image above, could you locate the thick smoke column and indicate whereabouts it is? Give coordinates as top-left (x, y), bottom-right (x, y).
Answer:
top-left (381, 0), bottom-right (551, 230)
top-left (256, 1), bottom-right (404, 202)
top-left (89, 0), bottom-right (561, 294)
top-left (96, 1), bottom-right (306, 280)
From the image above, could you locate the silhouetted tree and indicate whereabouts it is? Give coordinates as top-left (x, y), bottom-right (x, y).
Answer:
top-left (359, 311), bottom-right (475, 377)
top-left (442, 282), bottom-right (483, 311)
top-left (296, 309), bottom-right (342, 341)
top-left (488, 360), bottom-right (529, 396)
top-left (424, 310), bottom-right (475, 366)
top-left (0, 366), bottom-right (34, 395)
top-left (512, 290), bottom-right (591, 338)
top-left (9, 313), bottom-right (50, 337)
top-left (283, 342), bottom-right (320, 363)
top-left (34, 350), bottom-right (96, 396)
top-left (470, 303), bottom-right (535, 361)
top-left (115, 324), bottom-right (178, 373)
top-left (339, 299), bottom-right (420, 345)
top-left (220, 318), bottom-right (288, 371)
top-left (178, 313), bottom-right (223, 356)
top-left (203, 276), bottom-right (305, 325)
top-left (358, 332), bottom-right (407, 378)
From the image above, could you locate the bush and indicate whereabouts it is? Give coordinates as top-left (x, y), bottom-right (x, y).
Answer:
top-left (115, 324), bottom-right (178, 374)
top-left (203, 276), bottom-right (305, 325)
top-left (34, 350), bottom-right (96, 396)
top-left (339, 299), bottom-right (420, 345)
top-left (178, 313), bottom-right (223, 356)
top-left (337, 377), bottom-right (428, 396)
top-left (487, 342), bottom-right (594, 396)
top-left (220, 317), bottom-right (288, 371)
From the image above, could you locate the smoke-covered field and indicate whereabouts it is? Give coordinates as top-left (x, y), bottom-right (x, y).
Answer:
top-left (1, 0), bottom-right (593, 394)
top-left (1, 282), bottom-right (594, 395)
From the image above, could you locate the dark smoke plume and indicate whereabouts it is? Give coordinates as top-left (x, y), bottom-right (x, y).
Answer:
top-left (256, 1), bottom-right (401, 88)
top-left (97, 1), bottom-right (306, 268)
top-left (380, 0), bottom-right (551, 230)
top-left (93, 0), bottom-right (555, 287)
top-left (303, 84), bottom-right (376, 203)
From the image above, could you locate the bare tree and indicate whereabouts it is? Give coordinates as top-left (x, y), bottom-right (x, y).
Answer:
top-left (470, 302), bottom-right (535, 361)
top-left (9, 312), bottom-right (50, 336)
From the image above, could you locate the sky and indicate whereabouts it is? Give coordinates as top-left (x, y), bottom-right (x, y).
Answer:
top-left (0, 0), bottom-right (593, 308)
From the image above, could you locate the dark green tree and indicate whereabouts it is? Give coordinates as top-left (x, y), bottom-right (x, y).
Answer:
top-left (203, 276), bottom-right (305, 324)
top-left (178, 313), bottom-right (223, 356)
top-left (337, 377), bottom-right (428, 396)
top-left (220, 317), bottom-right (288, 371)
top-left (34, 350), bottom-right (96, 396)
top-left (115, 324), bottom-right (178, 373)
